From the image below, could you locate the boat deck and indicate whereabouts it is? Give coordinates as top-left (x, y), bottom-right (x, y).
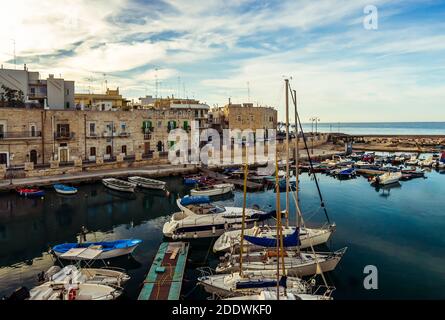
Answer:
top-left (138, 242), bottom-right (189, 300)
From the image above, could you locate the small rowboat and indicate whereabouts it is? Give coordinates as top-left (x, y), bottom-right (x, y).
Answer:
top-left (128, 176), bottom-right (166, 190)
top-left (190, 183), bottom-right (234, 197)
top-left (17, 188), bottom-right (45, 197)
top-left (54, 184), bottom-right (78, 195)
top-left (52, 239), bottom-right (142, 260)
top-left (102, 178), bottom-right (136, 193)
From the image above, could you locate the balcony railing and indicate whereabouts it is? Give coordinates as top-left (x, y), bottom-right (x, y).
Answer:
top-left (101, 132), bottom-right (131, 138)
top-left (142, 127), bottom-right (154, 134)
top-left (0, 131), bottom-right (42, 139)
top-left (144, 133), bottom-right (152, 140)
top-left (54, 132), bottom-right (75, 140)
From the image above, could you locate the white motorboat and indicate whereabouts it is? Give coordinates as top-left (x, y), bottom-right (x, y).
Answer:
top-left (213, 224), bottom-right (335, 253)
top-left (216, 248), bottom-right (347, 277)
top-left (371, 172), bottom-right (402, 186)
top-left (28, 282), bottom-right (122, 300)
top-left (128, 176), bottom-right (166, 190)
top-left (43, 265), bottom-right (130, 287)
top-left (102, 178), bottom-right (136, 193)
top-left (163, 197), bottom-right (275, 239)
top-left (198, 270), bottom-right (310, 298)
top-left (419, 157), bottom-right (434, 167)
top-left (405, 155), bottom-right (419, 166)
top-left (190, 183), bottom-right (235, 197)
top-left (224, 289), bottom-right (332, 300)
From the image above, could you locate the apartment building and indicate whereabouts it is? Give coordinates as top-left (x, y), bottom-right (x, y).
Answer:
top-left (0, 66), bottom-right (75, 109)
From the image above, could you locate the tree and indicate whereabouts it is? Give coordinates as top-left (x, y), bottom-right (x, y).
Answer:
top-left (0, 85), bottom-right (25, 107)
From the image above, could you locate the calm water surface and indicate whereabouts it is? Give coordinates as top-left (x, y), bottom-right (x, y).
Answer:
top-left (1, 165), bottom-right (444, 299)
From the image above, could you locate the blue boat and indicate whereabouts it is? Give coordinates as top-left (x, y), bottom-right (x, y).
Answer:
top-left (338, 168), bottom-right (356, 177)
top-left (52, 239), bottom-right (142, 260)
top-left (179, 195), bottom-right (210, 206)
top-left (183, 177), bottom-right (199, 185)
top-left (53, 184), bottom-right (78, 195)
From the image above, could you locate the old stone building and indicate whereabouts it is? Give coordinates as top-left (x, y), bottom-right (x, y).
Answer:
top-left (210, 103), bottom-right (277, 135)
top-left (0, 106), bottom-right (205, 167)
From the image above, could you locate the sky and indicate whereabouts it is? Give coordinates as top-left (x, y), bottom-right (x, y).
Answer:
top-left (1, 0), bottom-right (444, 122)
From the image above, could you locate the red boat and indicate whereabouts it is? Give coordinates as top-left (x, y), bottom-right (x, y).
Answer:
top-left (16, 188), bottom-right (45, 197)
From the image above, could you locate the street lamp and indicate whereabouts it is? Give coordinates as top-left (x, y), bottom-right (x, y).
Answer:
top-left (309, 117), bottom-right (320, 154)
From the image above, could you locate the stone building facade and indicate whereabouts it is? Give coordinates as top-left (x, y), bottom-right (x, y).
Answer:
top-left (0, 106), bottom-right (204, 167)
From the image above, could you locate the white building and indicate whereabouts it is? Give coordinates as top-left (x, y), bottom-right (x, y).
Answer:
top-left (0, 65), bottom-right (75, 109)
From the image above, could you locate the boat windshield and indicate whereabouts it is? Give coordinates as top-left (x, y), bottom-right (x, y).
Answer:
top-left (209, 205), bottom-right (226, 214)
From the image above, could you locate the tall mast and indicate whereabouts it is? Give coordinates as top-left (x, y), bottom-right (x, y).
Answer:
top-left (285, 79), bottom-right (290, 228)
top-left (275, 155), bottom-right (281, 299)
top-left (292, 89), bottom-right (302, 228)
top-left (238, 161), bottom-right (248, 278)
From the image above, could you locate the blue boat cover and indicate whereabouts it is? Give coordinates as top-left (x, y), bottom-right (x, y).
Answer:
top-left (236, 276), bottom-right (287, 289)
top-left (339, 168), bottom-right (354, 175)
top-left (52, 239), bottom-right (142, 253)
top-left (244, 228), bottom-right (300, 247)
top-left (180, 196), bottom-right (210, 206)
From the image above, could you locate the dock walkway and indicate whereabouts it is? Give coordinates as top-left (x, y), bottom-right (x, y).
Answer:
top-left (199, 167), bottom-right (264, 191)
top-left (138, 242), bottom-right (189, 300)
top-left (0, 164), bottom-right (197, 191)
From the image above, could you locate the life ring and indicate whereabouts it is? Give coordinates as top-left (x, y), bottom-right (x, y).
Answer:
top-left (68, 288), bottom-right (78, 300)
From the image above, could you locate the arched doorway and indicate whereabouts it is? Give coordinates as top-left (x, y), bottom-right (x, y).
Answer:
top-left (30, 150), bottom-right (37, 164)
top-left (157, 141), bottom-right (164, 152)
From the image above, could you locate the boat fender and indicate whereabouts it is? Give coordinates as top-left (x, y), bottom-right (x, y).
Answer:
top-left (172, 235), bottom-right (178, 240)
top-left (212, 226), bottom-right (216, 234)
top-left (193, 233), bottom-right (198, 239)
top-left (68, 288), bottom-right (77, 300)
top-left (224, 222), bottom-right (228, 230)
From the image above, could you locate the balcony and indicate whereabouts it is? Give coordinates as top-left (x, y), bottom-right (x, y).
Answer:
top-left (54, 132), bottom-right (75, 140)
top-left (86, 133), bottom-right (100, 139)
top-left (101, 132), bottom-right (131, 138)
top-left (0, 131), bottom-right (42, 140)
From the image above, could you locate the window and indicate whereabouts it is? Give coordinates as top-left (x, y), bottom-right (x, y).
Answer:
top-left (121, 145), bottom-right (127, 155)
top-left (65, 102), bottom-right (70, 109)
top-left (237, 115), bottom-right (241, 121)
top-left (90, 147), bottom-right (96, 156)
top-left (89, 123), bottom-right (96, 135)
top-left (120, 122), bottom-right (126, 132)
top-left (157, 121), bottom-right (162, 128)
top-left (66, 89), bottom-right (70, 95)
top-left (30, 124), bottom-right (36, 137)
top-left (57, 124), bottom-right (70, 137)
top-left (106, 145), bottom-right (112, 155)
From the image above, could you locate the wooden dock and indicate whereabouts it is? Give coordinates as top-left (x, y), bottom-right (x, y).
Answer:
top-left (138, 242), bottom-right (189, 300)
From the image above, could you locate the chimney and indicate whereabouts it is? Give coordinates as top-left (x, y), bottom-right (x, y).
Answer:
top-left (228, 97), bottom-right (231, 105)
top-left (24, 64), bottom-right (27, 71)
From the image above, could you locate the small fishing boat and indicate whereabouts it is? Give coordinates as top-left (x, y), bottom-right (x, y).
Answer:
top-left (52, 239), bottom-right (142, 260)
top-left (128, 176), bottom-right (166, 190)
top-left (43, 265), bottom-right (130, 287)
top-left (28, 282), bottom-right (122, 300)
top-left (419, 157), bottom-right (434, 167)
top-left (371, 171), bottom-right (402, 186)
top-left (16, 187), bottom-right (45, 197)
top-left (405, 155), bottom-right (419, 166)
top-left (190, 183), bottom-right (235, 197)
top-left (102, 178), bottom-right (136, 193)
top-left (53, 184), bottom-right (78, 195)
top-left (338, 167), bottom-right (356, 178)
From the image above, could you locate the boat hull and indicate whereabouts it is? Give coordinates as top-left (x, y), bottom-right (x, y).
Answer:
top-left (102, 179), bottom-right (136, 193)
top-left (213, 225), bottom-right (335, 253)
top-left (190, 184), bottom-right (234, 197)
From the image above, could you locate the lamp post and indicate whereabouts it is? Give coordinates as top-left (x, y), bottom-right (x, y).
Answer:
top-left (309, 117), bottom-right (318, 154)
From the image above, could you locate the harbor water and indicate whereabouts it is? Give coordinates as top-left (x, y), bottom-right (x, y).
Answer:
top-left (301, 122), bottom-right (445, 136)
top-left (1, 166), bottom-right (445, 299)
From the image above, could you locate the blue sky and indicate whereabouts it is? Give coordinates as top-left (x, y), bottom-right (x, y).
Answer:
top-left (1, 0), bottom-right (444, 122)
